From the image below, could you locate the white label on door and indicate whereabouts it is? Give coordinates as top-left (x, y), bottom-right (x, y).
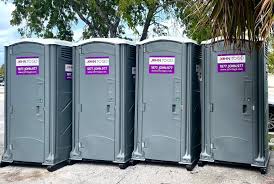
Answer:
top-left (85, 57), bottom-right (110, 75)
top-left (132, 67), bottom-right (136, 74)
top-left (16, 57), bottom-right (39, 66)
top-left (217, 54), bottom-right (246, 72)
top-left (217, 54), bottom-right (246, 64)
top-left (149, 56), bottom-right (175, 74)
top-left (65, 64), bottom-right (72, 72)
top-left (16, 56), bottom-right (39, 75)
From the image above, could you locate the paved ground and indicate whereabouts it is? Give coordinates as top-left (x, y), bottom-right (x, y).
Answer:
top-left (0, 85), bottom-right (274, 184)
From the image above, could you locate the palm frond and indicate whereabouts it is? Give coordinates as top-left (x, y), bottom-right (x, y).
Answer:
top-left (198, 0), bottom-right (273, 45)
top-left (256, 0), bottom-right (274, 40)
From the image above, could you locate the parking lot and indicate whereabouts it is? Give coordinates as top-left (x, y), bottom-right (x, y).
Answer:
top-left (0, 85), bottom-right (274, 184)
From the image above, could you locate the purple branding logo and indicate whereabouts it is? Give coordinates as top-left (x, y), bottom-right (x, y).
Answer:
top-left (149, 56), bottom-right (175, 74)
top-left (85, 57), bottom-right (109, 75)
top-left (217, 54), bottom-right (246, 73)
top-left (65, 64), bottom-right (72, 80)
top-left (16, 56), bottom-right (39, 75)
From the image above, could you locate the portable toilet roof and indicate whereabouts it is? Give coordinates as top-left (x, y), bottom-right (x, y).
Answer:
top-left (5, 38), bottom-right (73, 47)
top-left (74, 38), bottom-right (135, 46)
top-left (136, 36), bottom-right (197, 45)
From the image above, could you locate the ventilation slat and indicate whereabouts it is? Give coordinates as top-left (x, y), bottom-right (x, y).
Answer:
top-left (60, 47), bottom-right (72, 60)
top-left (129, 46), bottom-right (136, 59)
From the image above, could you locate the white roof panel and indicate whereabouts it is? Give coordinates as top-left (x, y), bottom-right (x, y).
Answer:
top-left (201, 37), bottom-right (226, 44)
top-left (5, 38), bottom-right (73, 47)
top-left (136, 36), bottom-right (197, 45)
top-left (74, 38), bottom-right (135, 46)
top-left (201, 36), bottom-right (263, 44)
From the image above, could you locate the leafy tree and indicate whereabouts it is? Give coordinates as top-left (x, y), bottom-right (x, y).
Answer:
top-left (0, 64), bottom-right (5, 77)
top-left (5, 0), bottom-right (128, 41)
top-left (176, 0), bottom-right (212, 43)
top-left (268, 52), bottom-right (274, 73)
top-left (268, 36), bottom-right (274, 73)
top-left (120, 0), bottom-right (176, 41)
top-left (4, 0), bottom-right (176, 41)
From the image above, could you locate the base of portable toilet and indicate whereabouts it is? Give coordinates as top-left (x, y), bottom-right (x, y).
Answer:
top-left (0, 160), bottom-right (69, 172)
top-left (1, 39), bottom-right (73, 172)
top-left (69, 38), bottom-right (136, 169)
top-left (199, 39), bottom-right (269, 174)
top-left (132, 37), bottom-right (201, 171)
top-left (197, 155), bottom-right (270, 174)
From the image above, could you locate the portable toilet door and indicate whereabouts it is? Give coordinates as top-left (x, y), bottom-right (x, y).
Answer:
top-left (1, 39), bottom-right (73, 172)
top-left (70, 38), bottom-right (136, 169)
top-left (132, 37), bottom-right (201, 171)
top-left (199, 39), bottom-right (269, 174)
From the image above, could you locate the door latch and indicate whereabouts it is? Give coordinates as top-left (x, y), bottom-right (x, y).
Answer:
top-left (107, 105), bottom-right (110, 113)
top-left (9, 106), bottom-right (14, 114)
top-left (242, 105), bottom-right (247, 114)
top-left (36, 106), bottom-right (40, 114)
top-left (172, 104), bottom-right (176, 113)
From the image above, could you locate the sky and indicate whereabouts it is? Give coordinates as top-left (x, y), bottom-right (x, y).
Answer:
top-left (0, 1), bottom-right (185, 65)
top-left (0, 2), bottom-right (19, 65)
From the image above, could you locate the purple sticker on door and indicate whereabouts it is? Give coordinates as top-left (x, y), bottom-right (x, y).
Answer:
top-left (217, 54), bottom-right (246, 72)
top-left (65, 64), bottom-right (72, 80)
top-left (85, 57), bottom-right (109, 75)
top-left (16, 56), bottom-right (39, 75)
top-left (149, 56), bottom-right (175, 74)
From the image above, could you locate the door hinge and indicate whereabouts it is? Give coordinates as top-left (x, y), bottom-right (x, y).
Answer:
top-left (79, 142), bottom-right (84, 148)
top-left (142, 142), bottom-right (146, 148)
top-left (141, 103), bottom-right (146, 112)
top-left (211, 143), bottom-right (216, 150)
top-left (79, 47), bottom-right (83, 54)
top-left (9, 106), bottom-right (14, 114)
top-left (77, 104), bottom-right (82, 112)
top-left (9, 144), bottom-right (13, 150)
top-left (210, 103), bottom-right (214, 112)
top-left (80, 104), bottom-right (83, 112)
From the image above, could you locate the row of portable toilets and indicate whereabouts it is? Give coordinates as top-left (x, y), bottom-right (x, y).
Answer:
top-left (0, 37), bottom-right (269, 174)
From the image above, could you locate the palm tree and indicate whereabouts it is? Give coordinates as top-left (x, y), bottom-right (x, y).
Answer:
top-left (199, 0), bottom-right (274, 44)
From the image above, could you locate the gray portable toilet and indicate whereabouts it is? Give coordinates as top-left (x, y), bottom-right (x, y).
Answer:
top-left (70, 38), bottom-right (136, 169)
top-left (199, 38), bottom-right (269, 174)
top-left (1, 39), bottom-right (73, 172)
top-left (132, 37), bottom-right (201, 171)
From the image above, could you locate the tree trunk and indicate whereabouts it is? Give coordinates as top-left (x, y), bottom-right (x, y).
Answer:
top-left (70, 0), bottom-right (97, 37)
top-left (140, 6), bottom-right (157, 41)
top-left (109, 18), bottom-right (121, 38)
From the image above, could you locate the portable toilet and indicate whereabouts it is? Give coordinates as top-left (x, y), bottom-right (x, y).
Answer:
top-left (70, 38), bottom-right (136, 169)
top-left (1, 39), bottom-right (73, 172)
top-left (132, 37), bottom-right (201, 171)
top-left (199, 38), bottom-right (269, 174)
